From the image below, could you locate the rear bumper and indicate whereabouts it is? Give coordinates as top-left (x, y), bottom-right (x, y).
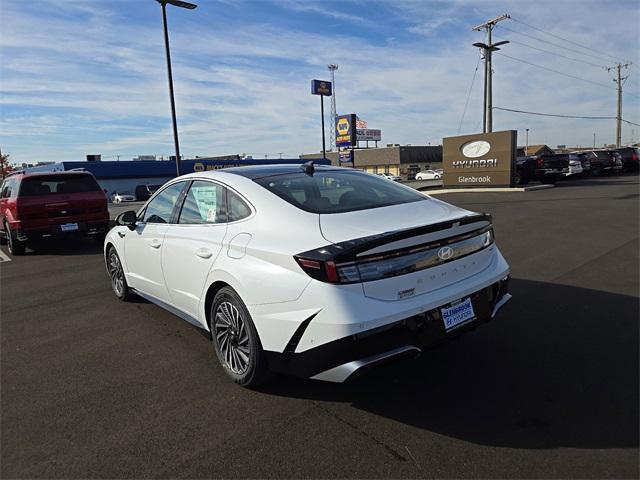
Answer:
top-left (264, 276), bottom-right (511, 381)
top-left (535, 168), bottom-right (569, 177)
top-left (11, 220), bottom-right (109, 242)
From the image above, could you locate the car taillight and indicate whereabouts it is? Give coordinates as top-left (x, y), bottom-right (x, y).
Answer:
top-left (633, 152), bottom-right (638, 162)
top-left (294, 257), bottom-right (340, 283)
top-left (536, 156), bottom-right (544, 168)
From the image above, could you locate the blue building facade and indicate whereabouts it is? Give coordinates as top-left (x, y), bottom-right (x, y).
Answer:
top-left (25, 158), bottom-right (329, 201)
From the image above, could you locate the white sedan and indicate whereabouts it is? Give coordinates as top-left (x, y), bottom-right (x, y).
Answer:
top-left (376, 172), bottom-right (401, 181)
top-left (415, 170), bottom-right (441, 180)
top-left (104, 164), bottom-right (511, 386)
top-left (112, 192), bottom-right (136, 203)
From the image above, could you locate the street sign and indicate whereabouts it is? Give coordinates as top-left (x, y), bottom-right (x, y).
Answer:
top-left (311, 80), bottom-right (332, 96)
top-left (336, 114), bottom-right (357, 147)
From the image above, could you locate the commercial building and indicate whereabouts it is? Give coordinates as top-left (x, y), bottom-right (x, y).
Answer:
top-left (24, 157), bottom-right (328, 200)
top-left (300, 145), bottom-right (442, 180)
top-left (516, 144), bottom-right (554, 157)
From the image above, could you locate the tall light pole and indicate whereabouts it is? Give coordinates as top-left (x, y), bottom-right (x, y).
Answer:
top-left (472, 14), bottom-right (510, 133)
top-left (156, 0), bottom-right (197, 177)
top-left (328, 64), bottom-right (338, 150)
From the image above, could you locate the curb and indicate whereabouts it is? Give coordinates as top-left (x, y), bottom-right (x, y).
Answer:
top-left (424, 184), bottom-right (555, 194)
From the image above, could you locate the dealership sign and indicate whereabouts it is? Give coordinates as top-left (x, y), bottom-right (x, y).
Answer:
top-left (442, 130), bottom-right (516, 187)
top-left (336, 114), bottom-right (357, 147)
top-left (356, 128), bottom-right (381, 141)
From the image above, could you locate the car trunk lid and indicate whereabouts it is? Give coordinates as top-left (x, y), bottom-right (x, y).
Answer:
top-left (318, 200), bottom-right (495, 301)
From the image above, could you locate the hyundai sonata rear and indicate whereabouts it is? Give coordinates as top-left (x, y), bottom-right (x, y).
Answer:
top-left (104, 164), bottom-right (510, 387)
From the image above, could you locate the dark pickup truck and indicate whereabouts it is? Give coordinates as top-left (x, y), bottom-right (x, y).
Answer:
top-left (582, 150), bottom-right (623, 176)
top-left (515, 154), bottom-right (569, 185)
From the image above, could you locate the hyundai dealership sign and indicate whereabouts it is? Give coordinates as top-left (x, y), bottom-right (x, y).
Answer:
top-left (442, 130), bottom-right (516, 187)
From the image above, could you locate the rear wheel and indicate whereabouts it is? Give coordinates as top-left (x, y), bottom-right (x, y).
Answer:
top-left (107, 247), bottom-right (132, 301)
top-left (210, 287), bottom-right (270, 387)
top-left (5, 222), bottom-right (26, 255)
top-left (591, 166), bottom-right (602, 177)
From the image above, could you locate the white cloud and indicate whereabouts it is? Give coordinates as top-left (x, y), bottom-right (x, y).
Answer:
top-left (0, 0), bottom-right (639, 163)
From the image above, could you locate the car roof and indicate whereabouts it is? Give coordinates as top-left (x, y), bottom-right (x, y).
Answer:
top-left (7, 170), bottom-right (94, 179)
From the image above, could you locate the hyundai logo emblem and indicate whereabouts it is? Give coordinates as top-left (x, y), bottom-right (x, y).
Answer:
top-left (438, 246), bottom-right (454, 261)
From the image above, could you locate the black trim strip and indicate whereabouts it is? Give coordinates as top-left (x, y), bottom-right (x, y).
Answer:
top-left (283, 311), bottom-right (319, 354)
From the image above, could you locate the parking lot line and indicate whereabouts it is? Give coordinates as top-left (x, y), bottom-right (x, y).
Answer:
top-left (0, 248), bottom-right (10, 262)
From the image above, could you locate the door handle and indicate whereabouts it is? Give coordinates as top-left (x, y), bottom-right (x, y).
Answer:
top-left (195, 248), bottom-right (213, 259)
top-left (117, 231), bottom-right (126, 238)
top-left (148, 239), bottom-right (162, 249)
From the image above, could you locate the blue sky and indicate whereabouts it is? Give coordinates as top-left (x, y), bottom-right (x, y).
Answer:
top-left (1, 0), bottom-right (639, 163)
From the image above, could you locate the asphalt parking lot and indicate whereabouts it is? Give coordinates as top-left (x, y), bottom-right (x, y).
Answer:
top-left (1, 175), bottom-right (638, 478)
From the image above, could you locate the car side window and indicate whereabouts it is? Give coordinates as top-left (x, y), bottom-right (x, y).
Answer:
top-left (2, 178), bottom-right (15, 198)
top-left (141, 181), bottom-right (185, 224)
top-left (227, 189), bottom-right (251, 222)
top-left (178, 181), bottom-right (226, 225)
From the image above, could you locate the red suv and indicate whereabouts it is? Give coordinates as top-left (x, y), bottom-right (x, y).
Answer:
top-left (0, 171), bottom-right (110, 255)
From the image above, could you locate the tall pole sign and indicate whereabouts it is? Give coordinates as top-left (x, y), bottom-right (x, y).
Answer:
top-left (311, 80), bottom-right (332, 159)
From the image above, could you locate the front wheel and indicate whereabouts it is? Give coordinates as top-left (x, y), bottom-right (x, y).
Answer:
top-left (210, 287), bottom-right (270, 387)
top-left (106, 247), bottom-right (132, 301)
top-left (590, 166), bottom-right (602, 177)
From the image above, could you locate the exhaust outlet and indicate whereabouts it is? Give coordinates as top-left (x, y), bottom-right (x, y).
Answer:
top-left (311, 345), bottom-right (422, 383)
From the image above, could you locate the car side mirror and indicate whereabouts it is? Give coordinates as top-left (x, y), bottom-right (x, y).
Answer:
top-left (116, 210), bottom-right (138, 231)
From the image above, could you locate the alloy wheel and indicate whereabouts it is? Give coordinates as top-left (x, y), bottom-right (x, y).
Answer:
top-left (108, 250), bottom-right (125, 296)
top-left (214, 301), bottom-right (250, 374)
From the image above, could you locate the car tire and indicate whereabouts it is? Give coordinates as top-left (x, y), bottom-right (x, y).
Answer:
top-left (5, 222), bottom-right (26, 255)
top-left (106, 246), bottom-right (132, 301)
top-left (591, 166), bottom-right (602, 177)
top-left (210, 286), bottom-right (270, 388)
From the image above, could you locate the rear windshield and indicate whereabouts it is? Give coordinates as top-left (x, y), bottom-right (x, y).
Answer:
top-left (19, 175), bottom-right (101, 196)
top-left (254, 170), bottom-right (426, 214)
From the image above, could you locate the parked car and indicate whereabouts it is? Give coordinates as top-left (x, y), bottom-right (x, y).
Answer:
top-left (112, 192), bottom-right (136, 203)
top-left (105, 164), bottom-right (511, 387)
top-left (534, 154), bottom-right (570, 184)
top-left (569, 152), bottom-right (590, 174)
top-left (566, 155), bottom-right (584, 177)
top-left (376, 172), bottom-right (401, 182)
top-left (610, 147), bottom-right (639, 172)
top-left (135, 184), bottom-right (162, 201)
top-left (515, 154), bottom-right (569, 185)
top-left (415, 170), bottom-right (441, 180)
top-left (0, 171), bottom-right (109, 255)
top-left (582, 150), bottom-right (623, 176)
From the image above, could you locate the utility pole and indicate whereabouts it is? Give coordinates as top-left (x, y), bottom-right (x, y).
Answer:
top-left (472, 14), bottom-right (510, 133)
top-left (606, 62), bottom-right (631, 148)
top-left (328, 64), bottom-right (338, 150)
top-left (525, 128), bottom-right (529, 155)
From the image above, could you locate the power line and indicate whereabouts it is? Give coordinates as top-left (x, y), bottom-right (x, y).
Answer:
top-left (510, 17), bottom-right (629, 64)
top-left (458, 42), bottom-right (483, 133)
top-left (496, 24), bottom-right (617, 64)
top-left (494, 52), bottom-right (614, 90)
top-left (494, 36), bottom-right (606, 69)
top-left (493, 106), bottom-right (640, 126)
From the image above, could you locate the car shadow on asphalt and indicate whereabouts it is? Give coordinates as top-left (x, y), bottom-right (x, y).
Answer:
top-left (11, 238), bottom-right (104, 256)
top-left (258, 278), bottom-right (639, 450)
